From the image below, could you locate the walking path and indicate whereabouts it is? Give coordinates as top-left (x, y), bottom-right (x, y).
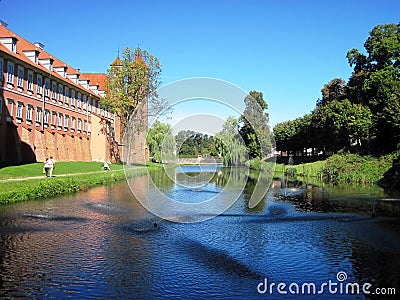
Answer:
top-left (0, 169), bottom-right (125, 183)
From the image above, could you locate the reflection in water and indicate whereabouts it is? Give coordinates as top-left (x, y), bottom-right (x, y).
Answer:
top-left (0, 165), bottom-right (399, 299)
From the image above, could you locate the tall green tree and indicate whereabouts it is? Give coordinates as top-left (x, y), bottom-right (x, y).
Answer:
top-left (239, 91), bottom-right (272, 159)
top-left (346, 23), bottom-right (400, 153)
top-left (102, 47), bottom-right (163, 139)
top-left (215, 117), bottom-right (248, 166)
top-left (312, 100), bottom-right (372, 152)
top-left (316, 78), bottom-right (347, 107)
top-left (146, 121), bottom-right (175, 163)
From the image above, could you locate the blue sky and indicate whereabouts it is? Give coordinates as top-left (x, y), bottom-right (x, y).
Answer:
top-left (1, 0), bottom-right (399, 130)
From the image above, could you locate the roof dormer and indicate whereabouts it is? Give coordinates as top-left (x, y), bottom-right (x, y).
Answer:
top-left (67, 72), bottom-right (80, 84)
top-left (54, 65), bottom-right (67, 78)
top-left (22, 49), bottom-right (40, 64)
top-left (89, 83), bottom-right (99, 94)
top-left (0, 36), bottom-right (18, 53)
top-left (79, 79), bottom-right (90, 89)
top-left (39, 57), bottom-right (54, 71)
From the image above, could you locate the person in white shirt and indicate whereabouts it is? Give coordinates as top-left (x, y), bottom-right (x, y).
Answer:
top-left (43, 158), bottom-right (50, 177)
top-left (47, 156), bottom-right (55, 177)
top-left (103, 161), bottom-right (110, 171)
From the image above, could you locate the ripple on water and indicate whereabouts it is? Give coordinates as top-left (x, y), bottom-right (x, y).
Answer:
top-left (22, 213), bottom-right (87, 222)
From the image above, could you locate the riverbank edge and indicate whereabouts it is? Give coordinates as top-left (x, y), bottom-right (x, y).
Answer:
top-left (250, 152), bottom-right (400, 186)
top-left (0, 166), bottom-right (153, 204)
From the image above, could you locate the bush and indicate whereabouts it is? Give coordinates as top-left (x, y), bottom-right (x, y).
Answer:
top-left (321, 152), bottom-right (395, 184)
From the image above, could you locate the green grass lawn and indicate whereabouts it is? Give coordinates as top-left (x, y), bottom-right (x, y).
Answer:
top-left (0, 161), bottom-right (125, 180)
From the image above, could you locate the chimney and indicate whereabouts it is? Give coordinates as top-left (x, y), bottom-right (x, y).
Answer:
top-left (34, 42), bottom-right (44, 50)
top-left (0, 20), bottom-right (8, 28)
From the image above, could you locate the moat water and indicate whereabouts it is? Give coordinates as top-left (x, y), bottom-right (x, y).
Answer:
top-left (0, 166), bottom-right (399, 299)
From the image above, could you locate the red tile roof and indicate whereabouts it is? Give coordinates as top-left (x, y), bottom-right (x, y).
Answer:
top-left (0, 25), bottom-right (102, 98)
top-left (133, 54), bottom-right (148, 68)
top-left (110, 56), bottom-right (122, 66)
top-left (81, 73), bottom-right (107, 91)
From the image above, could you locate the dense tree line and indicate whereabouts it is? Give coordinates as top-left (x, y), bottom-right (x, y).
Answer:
top-left (146, 89), bottom-right (272, 166)
top-left (175, 130), bottom-right (217, 156)
top-left (273, 23), bottom-right (400, 156)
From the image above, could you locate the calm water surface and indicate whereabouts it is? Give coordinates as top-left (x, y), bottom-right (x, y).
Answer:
top-left (0, 166), bottom-right (400, 299)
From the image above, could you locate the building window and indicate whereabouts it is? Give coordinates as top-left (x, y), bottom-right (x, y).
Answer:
top-left (77, 93), bottom-right (81, 108)
top-left (64, 115), bottom-right (69, 128)
top-left (0, 58), bottom-right (3, 81)
top-left (58, 85), bottom-right (63, 102)
top-left (83, 95), bottom-right (87, 110)
top-left (11, 40), bottom-right (16, 53)
top-left (58, 113), bottom-right (63, 127)
top-left (26, 105), bottom-right (33, 121)
top-left (35, 107), bottom-right (42, 123)
top-left (52, 111), bottom-right (57, 125)
top-left (16, 102), bottom-right (23, 119)
top-left (52, 82), bottom-right (57, 99)
top-left (88, 97), bottom-right (91, 112)
top-left (7, 99), bottom-right (14, 118)
top-left (77, 118), bottom-right (82, 131)
top-left (71, 117), bottom-right (75, 130)
top-left (97, 101), bottom-right (101, 114)
top-left (71, 90), bottom-right (75, 106)
top-left (64, 87), bottom-right (69, 104)
top-left (37, 75), bottom-right (42, 94)
top-left (27, 71), bottom-right (33, 91)
top-left (17, 67), bottom-right (24, 87)
top-left (45, 79), bottom-right (50, 97)
top-left (7, 62), bottom-right (14, 84)
top-left (44, 110), bottom-right (49, 124)
top-left (87, 122), bottom-right (91, 133)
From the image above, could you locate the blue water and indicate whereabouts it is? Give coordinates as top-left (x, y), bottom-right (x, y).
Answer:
top-left (0, 166), bottom-right (399, 299)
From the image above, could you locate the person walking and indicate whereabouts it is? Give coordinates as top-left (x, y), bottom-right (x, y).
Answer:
top-left (47, 156), bottom-right (55, 177)
top-left (43, 158), bottom-right (50, 177)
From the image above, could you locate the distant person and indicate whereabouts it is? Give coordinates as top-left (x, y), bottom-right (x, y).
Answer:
top-left (43, 158), bottom-right (50, 177)
top-left (103, 161), bottom-right (110, 171)
top-left (47, 156), bottom-right (55, 177)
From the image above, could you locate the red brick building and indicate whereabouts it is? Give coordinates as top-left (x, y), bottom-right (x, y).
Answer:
top-left (0, 21), bottom-right (147, 167)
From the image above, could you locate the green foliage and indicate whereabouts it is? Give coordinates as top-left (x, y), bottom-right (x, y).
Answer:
top-left (175, 130), bottom-right (217, 156)
top-left (285, 167), bottom-right (296, 178)
top-left (274, 23), bottom-right (400, 157)
top-left (317, 78), bottom-right (346, 107)
top-left (239, 91), bottom-right (272, 159)
top-left (346, 23), bottom-right (400, 154)
top-left (0, 169), bottom-right (139, 204)
top-left (215, 117), bottom-right (248, 166)
top-left (312, 99), bottom-right (372, 152)
top-left (321, 153), bottom-right (394, 184)
top-left (0, 161), bottom-right (124, 180)
top-left (273, 113), bottom-right (313, 153)
top-left (102, 47), bottom-right (164, 139)
top-left (146, 121), bottom-right (175, 163)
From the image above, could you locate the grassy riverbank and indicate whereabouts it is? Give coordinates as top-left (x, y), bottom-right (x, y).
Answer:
top-left (257, 152), bottom-right (400, 184)
top-left (0, 162), bottom-right (161, 204)
top-left (0, 161), bottom-right (124, 180)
